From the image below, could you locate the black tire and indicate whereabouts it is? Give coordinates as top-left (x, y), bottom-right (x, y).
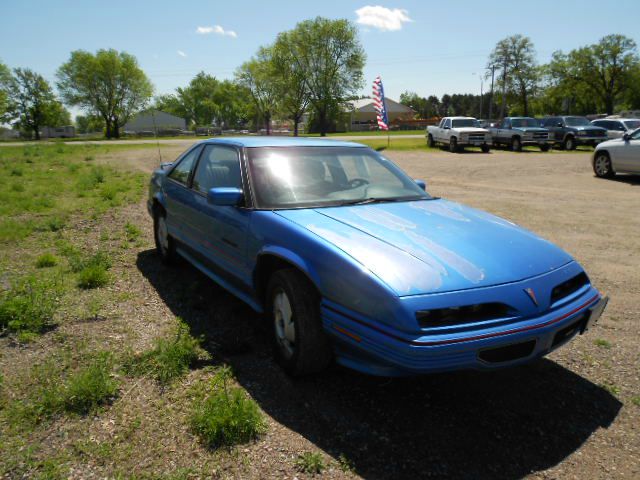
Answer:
top-left (593, 151), bottom-right (615, 179)
top-left (540, 144), bottom-right (550, 152)
top-left (427, 134), bottom-right (435, 148)
top-left (449, 137), bottom-right (458, 153)
top-left (266, 269), bottom-right (332, 376)
top-left (563, 136), bottom-right (576, 151)
top-left (153, 208), bottom-right (177, 264)
top-left (511, 136), bottom-right (522, 152)
top-left (481, 144), bottom-right (490, 153)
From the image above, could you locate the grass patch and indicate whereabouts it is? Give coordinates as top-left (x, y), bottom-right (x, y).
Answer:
top-left (124, 221), bottom-right (142, 242)
top-left (600, 382), bottom-right (620, 397)
top-left (35, 252), bottom-right (58, 268)
top-left (62, 354), bottom-right (119, 414)
top-left (594, 338), bottom-right (611, 349)
top-left (125, 321), bottom-right (200, 385)
top-left (631, 396), bottom-right (640, 407)
top-left (0, 275), bottom-right (61, 336)
top-left (69, 251), bottom-right (112, 289)
top-left (338, 453), bottom-right (356, 473)
top-left (189, 366), bottom-right (266, 448)
top-left (295, 452), bottom-right (326, 475)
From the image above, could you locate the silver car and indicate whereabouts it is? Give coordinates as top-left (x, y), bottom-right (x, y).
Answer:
top-left (591, 118), bottom-right (640, 139)
top-left (592, 128), bottom-right (640, 178)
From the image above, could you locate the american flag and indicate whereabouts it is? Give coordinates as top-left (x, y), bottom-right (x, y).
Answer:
top-left (372, 76), bottom-right (389, 131)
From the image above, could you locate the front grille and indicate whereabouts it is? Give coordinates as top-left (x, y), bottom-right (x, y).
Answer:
top-left (416, 303), bottom-right (511, 328)
top-left (479, 340), bottom-right (536, 363)
top-left (585, 129), bottom-right (606, 137)
top-left (468, 133), bottom-right (485, 141)
top-left (551, 315), bottom-right (585, 348)
top-left (551, 272), bottom-right (589, 304)
top-left (533, 132), bottom-right (548, 139)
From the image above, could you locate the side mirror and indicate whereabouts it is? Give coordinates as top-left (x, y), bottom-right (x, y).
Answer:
top-left (622, 133), bottom-right (630, 142)
top-left (444, 126), bottom-right (450, 130)
top-left (414, 179), bottom-right (427, 190)
top-left (556, 122), bottom-right (563, 127)
top-left (207, 187), bottom-right (244, 206)
top-left (160, 162), bottom-right (173, 170)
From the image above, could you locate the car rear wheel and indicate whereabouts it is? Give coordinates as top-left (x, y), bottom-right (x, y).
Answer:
top-left (481, 144), bottom-right (490, 153)
top-left (511, 137), bottom-right (522, 152)
top-left (154, 209), bottom-right (176, 264)
top-left (449, 137), bottom-right (458, 153)
top-left (267, 269), bottom-right (332, 376)
top-left (593, 152), bottom-right (615, 178)
top-left (427, 134), bottom-right (435, 148)
top-left (563, 136), bottom-right (576, 150)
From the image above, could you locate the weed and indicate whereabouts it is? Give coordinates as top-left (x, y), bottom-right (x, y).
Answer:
top-left (124, 221), bottom-right (142, 242)
top-left (631, 396), bottom-right (640, 407)
top-left (10, 167), bottom-right (23, 176)
top-left (84, 155), bottom-right (94, 161)
top-left (125, 321), bottom-right (200, 385)
top-left (10, 182), bottom-right (25, 192)
top-left (0, 275), bottom-right (61, 335)
top-left (45, 216), bottom-right (66, 232)
top-left (594, 338), bottom-right (611, 349)
top-left (35, 253), bottom-right (58, 268)
top-left (69, 250), bottom-right (112, 273)
top-left (600, 382), bottom-right (620, 396)
top-left (190, 367), bottom-right (266, 448)
top-left (77, 264), bottom-right (110, 289)
top-left (338, 454), bottom-right (356, 473)
top-left (295, 452), bottom-right (325, 475)
top-left (62, 354), bottom-right (118, 414)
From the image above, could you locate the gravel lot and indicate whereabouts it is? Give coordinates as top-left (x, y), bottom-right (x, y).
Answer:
top-left (3, 144), bottom-right (637, 479)
top-left (111, 145), bottom-right (639, 479)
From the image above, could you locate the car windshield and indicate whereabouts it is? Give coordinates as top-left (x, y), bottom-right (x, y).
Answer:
top-left (247, 146), bottom-right (431, 209)
top-left (632, 128), bottom-right (640, 140)
top-left (623, 120), bottom-right (640, 130)
top-left (565, 116), bottom-right (591, 126)
top-left (451, 119), bottom-right (480, 128)
top-left (511, 118), bottom-right (539, 128)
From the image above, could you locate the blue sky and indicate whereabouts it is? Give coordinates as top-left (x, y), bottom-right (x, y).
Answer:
top-left (2, 0), bottom-right (638, 112)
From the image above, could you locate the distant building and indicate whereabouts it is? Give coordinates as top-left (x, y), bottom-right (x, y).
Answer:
top-left (41, 126), bottom-right (76, 138)
top-left (346, 97), bottom-right (416, 131)
top-left (123, 110), bottom-right (186, 134)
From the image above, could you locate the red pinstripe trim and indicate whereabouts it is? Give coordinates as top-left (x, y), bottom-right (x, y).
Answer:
top-left (325, 294), bottom-right (600, 347)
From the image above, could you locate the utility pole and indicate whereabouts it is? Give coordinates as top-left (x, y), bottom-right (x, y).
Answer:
top-left (488, 64), bottom-right (496, 122)
top-left (499, 61), bottom-right (507, 120)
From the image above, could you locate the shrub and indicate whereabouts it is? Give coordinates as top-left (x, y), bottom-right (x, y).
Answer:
top-left (190, 367), bottom-right (266, 448)
top-left (35, 253), bottom-right (58, 268)
top-left (124, 221), bottom-right (142, 242)
top-left (45, 216), bottom-right (66, 232)
top-left (62, 354), bottom-right (118, 414)
top-left (69, 250), bottom-right (112, 273)
top-left (295, 452), bottom-right (325, 475)
top-left (77, 263), bottom-right (110, 289)
top-left (0, 275), bottom-right (60, 335)
top-left (126, 321), bottom-right (200, 385)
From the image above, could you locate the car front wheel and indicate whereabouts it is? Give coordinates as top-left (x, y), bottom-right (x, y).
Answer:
top-left (154, 209), bottom-right (176, 264)
top-left (427, 134), bottom-right (435, 148)
top-left (511, 137), bottom-right (522, 152)
top-left (563, 136), bottom-right (576, 150)
top-left (540, 144), bottom-right (550, 152)
top-left (267, 269), bottom-right (332, 376)
top-left (593, 152), bottom-right (615, 178)
top-left (449, 137), bottom-right (458, 153)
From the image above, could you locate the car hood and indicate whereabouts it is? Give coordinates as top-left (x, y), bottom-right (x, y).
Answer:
top-left (276, 199), bottom-right (572, 297)
top-left (453, 127), bottom-right (489, 134)
top-left (515, 127), bottom-right (547, 133)
top-left (597, 138), bottom-right (625, 148)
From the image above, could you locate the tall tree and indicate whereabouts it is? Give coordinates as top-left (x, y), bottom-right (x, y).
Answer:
top-left (0, 60), bottom-right (11, 121)
top-left (5, 68), bottom-right (68, 140)
top-left (488, 35), bottom-right (538, 117)
top-left (286, 17), bottom-right (365, 136)
top-left (236, 48), bottom-right (279, 135)
top-left (56, 49), bottom-right (153, 138)
top-left (271, 31), bottom-right (312, 136)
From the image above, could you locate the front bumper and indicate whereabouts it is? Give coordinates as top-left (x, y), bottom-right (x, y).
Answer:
top-left (323, 291), bottom-right (607, 376)
top-left (575, 136), bottom-right (606, 145)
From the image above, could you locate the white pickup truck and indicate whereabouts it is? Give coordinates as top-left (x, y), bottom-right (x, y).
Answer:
top-left (427, 117), bottom-right (492, 153)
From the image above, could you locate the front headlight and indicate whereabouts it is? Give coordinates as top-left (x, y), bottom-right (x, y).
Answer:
top-left (577, 131), bottom-right (587, 136)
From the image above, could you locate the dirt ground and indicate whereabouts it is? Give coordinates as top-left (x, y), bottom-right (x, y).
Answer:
top-left (3, 144), bottom-right (639, 479)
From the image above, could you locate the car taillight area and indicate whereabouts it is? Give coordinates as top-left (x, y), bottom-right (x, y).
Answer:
top-left (551, 272), bottom-right (589, 305)
top-left (416, 302), bottom-right (512, 328)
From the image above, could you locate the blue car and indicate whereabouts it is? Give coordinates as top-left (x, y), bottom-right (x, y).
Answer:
top-left (148, 137), bottom-right (608, 376)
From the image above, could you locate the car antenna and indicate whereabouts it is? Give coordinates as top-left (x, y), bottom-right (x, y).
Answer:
top-left (151, 108), bottom-right (163, 165)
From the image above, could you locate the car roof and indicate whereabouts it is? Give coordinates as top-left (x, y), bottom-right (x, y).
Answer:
top-left (448, 116), bottom-right (476, 120)
top-left (197, 136), bottom-right (366, 148)
top-left (508, 116), bottom-right (536, 120)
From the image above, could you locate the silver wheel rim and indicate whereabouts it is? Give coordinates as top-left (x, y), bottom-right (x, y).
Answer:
top-left (595, 155), bottom-right (609, 176)
top-left (567, 139), bottom-right (574, 150)
top-left (157, 216), bottom-right (169, 254)
top-left (273, 289), bottom-right (295, 359)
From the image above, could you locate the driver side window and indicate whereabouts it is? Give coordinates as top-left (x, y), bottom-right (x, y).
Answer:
top-left (168, 146), bottom-right (202, 185)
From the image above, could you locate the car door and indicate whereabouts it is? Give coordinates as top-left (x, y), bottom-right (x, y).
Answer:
top-left (188, 144), bottom-right (252, 289)
top-left (498, 118), bottom-right (510, 142)
top-left (163, 145), bottom-right (203, 247)
top-left (440, 118), bottom-right (451, 142)
top-left (615, 129), bottom-right (640, 173)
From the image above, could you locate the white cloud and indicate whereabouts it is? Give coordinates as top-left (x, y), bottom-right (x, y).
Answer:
top-left (355, 5), bottom-right (412, 31)
top-left (196, 25), bottom-right (237, 38)
top-left (177, 50), bottom-right (187, 57)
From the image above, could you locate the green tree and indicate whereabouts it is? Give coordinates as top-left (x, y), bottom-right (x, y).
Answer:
top-left (75, 114), bottom-right (105, 134)
top-left (5, 68), bottom-right (68, 140)
top-left (488, 35), bottom-right (538, 117)
top-left (56, 49), bottom-right (153, 138)
top-left (285, 17), bottom-right (365, 136)
top-left (272, 30), bottom-right (312, 136)
top-left (236, 48), bottom-right (279, 135)
top-left (0, 60), bottom-right (11, 121)
top-left (546, 35), bottom-right (639, 114)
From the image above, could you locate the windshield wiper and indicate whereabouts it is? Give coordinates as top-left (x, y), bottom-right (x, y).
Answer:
top-left (335, 196), bottom-right (431, 206)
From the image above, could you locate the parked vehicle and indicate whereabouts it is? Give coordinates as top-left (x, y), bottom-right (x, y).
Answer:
top-left (148, 137), bottom-right (607, 377)
top-left (540, 116), bottom-right (607, 150)
top-left (426, 117), bottom-right (491, 153)
top-left (592, 128), bottom-right (640, 178)
top-left (488, 117), bottom-right (553, 152)
top-left (591, 118), bottom-right (640, 139)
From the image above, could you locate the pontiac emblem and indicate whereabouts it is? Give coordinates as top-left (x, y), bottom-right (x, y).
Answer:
top-left (524, 288), bottom-right (538, 306)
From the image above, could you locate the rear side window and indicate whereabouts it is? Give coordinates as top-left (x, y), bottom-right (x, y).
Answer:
top-left (192, 145), bottom-right (242, 194)
top-left (168, 146), bottom-right (201, 185)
